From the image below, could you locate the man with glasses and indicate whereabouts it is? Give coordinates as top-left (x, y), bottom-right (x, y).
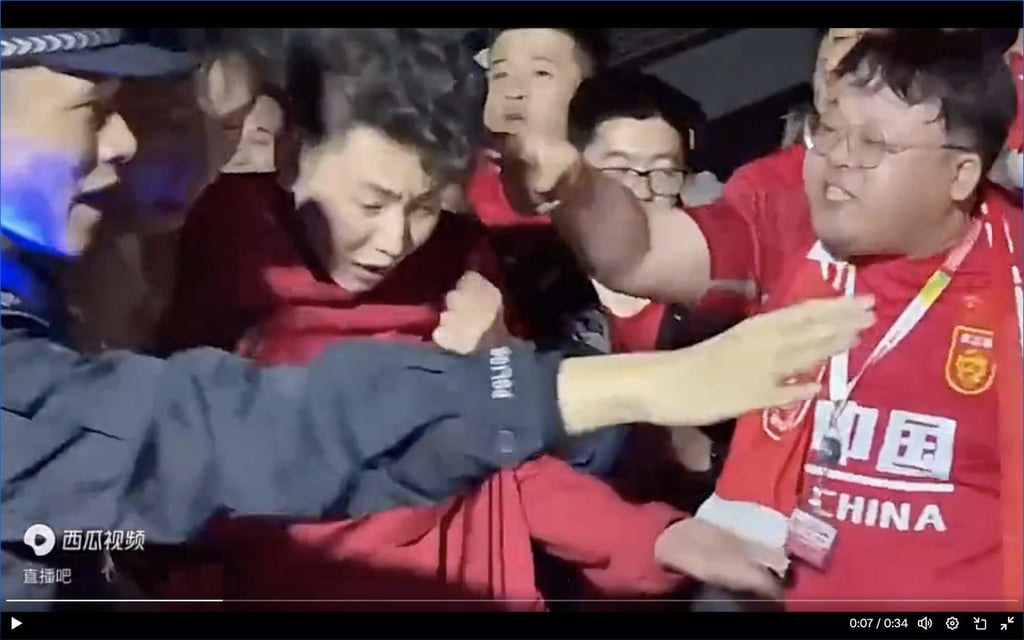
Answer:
top-left (500, 29), bottom-right (1022, 609)
top-left (570, 71), bottom-right (722, 213)
top-left (569, 70), bottom-right (717, 345)
top-left (566, 70), bottom-right (737, 507)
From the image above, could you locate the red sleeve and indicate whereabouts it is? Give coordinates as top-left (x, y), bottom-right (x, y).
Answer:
top-left (514, 456), bottom-right (687, 597)
top-left (687, 199), bottom-right (761, 294)
top-left (699, 145), bottom-right (810, 295)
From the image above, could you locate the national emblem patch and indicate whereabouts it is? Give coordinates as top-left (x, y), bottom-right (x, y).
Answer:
top-left (945, 325), bottom-right (996, 395)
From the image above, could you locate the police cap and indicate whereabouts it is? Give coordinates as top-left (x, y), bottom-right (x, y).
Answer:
top-left (1, 27), bottom-right (196, 78)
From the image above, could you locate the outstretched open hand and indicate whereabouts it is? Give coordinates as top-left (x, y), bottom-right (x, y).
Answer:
top-left (634, 295), bottom-right (876, 428)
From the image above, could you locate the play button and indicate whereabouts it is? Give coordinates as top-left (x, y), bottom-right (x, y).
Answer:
top-left (10, 617), bottom-right (21, 630)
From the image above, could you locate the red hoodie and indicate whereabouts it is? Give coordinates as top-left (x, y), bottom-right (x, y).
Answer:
top-left (156, 173), bottom-right (687, 610)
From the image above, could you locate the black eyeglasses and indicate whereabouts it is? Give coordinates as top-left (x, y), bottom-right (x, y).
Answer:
top-left (597, 167), bottom-right (685, 197)
top-left (805, 112), bottom-right (973, 169)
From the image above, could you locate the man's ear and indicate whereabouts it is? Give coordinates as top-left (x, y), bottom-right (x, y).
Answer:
top-left (950, 152), bottom-right (984, 202)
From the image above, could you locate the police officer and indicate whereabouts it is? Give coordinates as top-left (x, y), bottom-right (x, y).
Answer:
top-left (0, 28), bottom-right (873, 610)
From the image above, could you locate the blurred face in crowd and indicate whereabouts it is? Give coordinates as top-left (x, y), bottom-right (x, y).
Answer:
top-left (293, 125), bottom-right (442, 293)
top-left (197, 51), bottom-right (261, 166)
top-left (0, 67), bottom-right (135, 255)
top-left (583, 116), bottom-right (685, 214)
top-left (813, 29), bottom-right (872, 113)
top-left (113, 53), bottom-right (259, 228)
top-left (221, 94), bottom-right (286, 175)
top-left (113, 76), bottom-right (217, 228)
top-left (484, 29), bottom-right (586, 139)
top-left (804, 74), bottom-right (982, 259)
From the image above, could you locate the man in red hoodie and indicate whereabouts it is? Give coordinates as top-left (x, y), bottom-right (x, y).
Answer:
top-left (150, 28), bottom-right (880, 610)
top-left (464, 28), bottom-right (610, 345)
top-left (502, 29), bottom-right (1022, 611)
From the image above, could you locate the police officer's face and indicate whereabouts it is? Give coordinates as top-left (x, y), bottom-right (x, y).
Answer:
top-left (293, 125), bottom-right (442, 294)
top-left (0, 67), bottom-right (137, 255)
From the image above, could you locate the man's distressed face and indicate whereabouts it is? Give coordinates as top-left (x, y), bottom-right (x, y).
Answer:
top-left (0, 67), bottom-right (135, 255)
top-left (293, 125), bottom-right (442, 294)
top-left (484, 29), bottom-right (586, 139)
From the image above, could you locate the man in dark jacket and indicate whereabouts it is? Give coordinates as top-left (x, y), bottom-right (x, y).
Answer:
top-left (0, 28), bottom-right (873, 610)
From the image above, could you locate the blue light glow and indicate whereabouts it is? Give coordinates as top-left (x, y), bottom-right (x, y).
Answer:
top-left (0, 145), bottom-right (81, 258)
top-left (0, 194), bottom-right (65, 257)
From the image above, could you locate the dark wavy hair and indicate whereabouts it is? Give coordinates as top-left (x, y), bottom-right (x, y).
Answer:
top-left (835, 28), bottom-right (1016, 172)
top-left (223, 28), bottom-right (485, 184)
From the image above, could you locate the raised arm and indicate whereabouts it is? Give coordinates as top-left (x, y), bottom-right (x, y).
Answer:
top-left (497, 136), bottom-right (751, 306)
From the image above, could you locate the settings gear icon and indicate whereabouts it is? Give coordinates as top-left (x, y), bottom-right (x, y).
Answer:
top-left (946, 617), bottom-right (960, 631)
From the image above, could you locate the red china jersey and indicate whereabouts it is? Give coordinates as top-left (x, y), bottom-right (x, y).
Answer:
top-left (695, 151), bottom-right (1021, 609)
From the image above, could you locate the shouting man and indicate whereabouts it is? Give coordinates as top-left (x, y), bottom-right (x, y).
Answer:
top-left (501, 29), bottom-right (1022, 610)
top-left (467, 27), bottom-right (609, 343)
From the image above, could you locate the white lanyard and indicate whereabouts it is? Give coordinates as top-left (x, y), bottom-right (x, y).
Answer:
top-left (826, 219), bottom-right (983, 409)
